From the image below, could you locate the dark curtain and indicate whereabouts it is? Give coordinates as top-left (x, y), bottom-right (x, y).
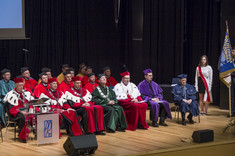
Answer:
top-left (0, 0), bottom-right (226, 106)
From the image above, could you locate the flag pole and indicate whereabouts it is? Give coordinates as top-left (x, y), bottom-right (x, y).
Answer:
top-left (226, 20), bottom-right (232, 117)
top-left (229, 86), bottom-right (232, 117)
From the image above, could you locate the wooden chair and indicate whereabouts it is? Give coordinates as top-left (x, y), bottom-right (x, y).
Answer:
top-left (5, 107), bottom-right (17, 141)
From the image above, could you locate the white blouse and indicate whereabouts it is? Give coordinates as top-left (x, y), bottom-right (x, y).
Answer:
top-left (195, 65), bottom-right (213, 92)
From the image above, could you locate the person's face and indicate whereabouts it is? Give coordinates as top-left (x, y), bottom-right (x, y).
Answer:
top-left (3, 72), bottom-right (11, 81)
top-left (144, 73), bottom-right (153, 82)
top-left (41, 75), bottom-right (48, 83)
top-left (81, 66), bottom-right (86, 74)
top-left (201, 57), bottom-right (207, 66)
top-left (46, 72), bottom-right (52, 78)
top-left (99, 76), bottom-right (107, 85)
top-left (70, 71), bottom-right (75, 77)
top-left (73, 81), bottom-right (81, 88)
top-left (104, 69), bottom-right (111, 77)
top-left (22, 70), bottom-right (30, 79)
top-left (86, 69), bottom-right (92, 75)
top-left (179, 78), bottom-right (187, 86)
top-left (15, 82), bottom-right (24, 92)
top-left (232, 49), bottom-right (235, 57)
top-left (122, 75), bottom-right (130, 85)
top-left (62, 67), bottom-right (69, 72)
top-left (89, 75), bottom-right (95, 83)
top-left (65, 74), bottom-right (72, 82)
top-left (50, 82), bottom-right (58, 90)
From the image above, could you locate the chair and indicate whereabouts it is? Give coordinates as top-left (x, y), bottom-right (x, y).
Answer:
top-left (5, 106), bottom-right (17, 141)
top-left (174, 104), bottom-right (200, 123)
top-left (0, 120), bottom-right (3, 142)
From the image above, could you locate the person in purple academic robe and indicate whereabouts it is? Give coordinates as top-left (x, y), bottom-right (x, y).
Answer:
top-left (138, 69), bottom-right (172, 127)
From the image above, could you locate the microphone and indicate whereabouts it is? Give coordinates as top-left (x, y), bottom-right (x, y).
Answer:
top-left (22, 48), bottom-right (29, 52)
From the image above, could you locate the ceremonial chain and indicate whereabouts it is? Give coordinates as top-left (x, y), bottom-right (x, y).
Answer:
top-left (97, 86), bottom-right (110, 101)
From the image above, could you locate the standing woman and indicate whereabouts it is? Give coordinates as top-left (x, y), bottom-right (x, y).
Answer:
top-left (195, 55), bottom-right (213, 115)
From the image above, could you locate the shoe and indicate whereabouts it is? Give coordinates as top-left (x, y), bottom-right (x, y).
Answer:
top-left (187, 116), bottom-right (195, 124)
top-left (152, 121), bottom-right (159, 127)
top-left (159, 122), bottom-right (168, 126)
top-left (20, 139), bottom-right (27, 143)
top-left (117, 129), bottom-right (126, 132)
top-left (106, 128), bottom-right (115, 133)
top-left (95, 131), bottom-right (106, 135)
top-left (182, 120), bottom-right (186, 126)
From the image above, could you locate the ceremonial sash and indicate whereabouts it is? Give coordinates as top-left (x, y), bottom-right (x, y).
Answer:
top-left (198, 66), bottom-right (210, 102)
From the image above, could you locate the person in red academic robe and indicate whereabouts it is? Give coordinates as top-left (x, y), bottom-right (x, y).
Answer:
top-left (33, 72), bottom-right (50, 98)
top-left (59, 71), bottom-right (74, 93)
top-left (113, 71), bottom-right (149, 131)
top-left (39, 77), bottom-right (83, 137)
top-left (83, 73), bottom-right (99, 93)
top-left (21, 67), bottom-right (38, 94)
top-left (103, 66), bottom-right (117, 88)
top-left (81, 67), bottom-right (98, 86)
top-left (4, 78), bottom-right (33, 142)
top-left (64, 76), bottom-right (105, 135)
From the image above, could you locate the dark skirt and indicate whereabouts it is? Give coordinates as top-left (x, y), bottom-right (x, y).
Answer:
top-left (198, 77), bottom-right (205, 94)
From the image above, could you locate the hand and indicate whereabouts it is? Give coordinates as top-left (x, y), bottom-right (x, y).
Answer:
top-left (20, 111), bottom-right (28, 116)
top-left (188, 99), bottom-right (192, 104)
top-left (131, 98), bottom-right (138, 103)
top-left (82, 102), bottom-right (91, 107)
top-left (67, 108), bottom-right (75, 112)
top-left (108, 100), bottom-right (115, 105)
top-left (152, 98), bottom-right (159, 102)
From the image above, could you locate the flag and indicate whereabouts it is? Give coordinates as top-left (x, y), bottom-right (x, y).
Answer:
top-left (218, 25), bottom-right (235, 87)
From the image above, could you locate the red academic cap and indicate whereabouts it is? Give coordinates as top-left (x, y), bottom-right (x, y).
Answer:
top-left (14, 78), bottom-right (25, 83)
top-left (72, 76), bottom-right (82, 82)
top-left (48, 77), bottom-right (57, 83)
top-left (120, 71), bottom-right (130, 77)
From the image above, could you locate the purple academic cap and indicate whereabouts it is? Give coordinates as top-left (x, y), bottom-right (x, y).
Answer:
top-left (143, 69), bottom-right (152, 74)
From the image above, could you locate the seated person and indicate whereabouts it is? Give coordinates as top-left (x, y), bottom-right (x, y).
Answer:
top-left (4, 78), bottom-right (33, 142)
top-left (138, 69), bottom-right (172, 127)
top-left (172, 74), bottom-right (199, 125)
top-left (39, 77), bottom-right (83, 137)
top-left (57, 64), bottom-right (69, 84)
top-left (84, 73), bottom-right (98, 93)
top-left (113, 71), bottom-right (149, 131)
top-left (102, 66), bottom-right (117, 89)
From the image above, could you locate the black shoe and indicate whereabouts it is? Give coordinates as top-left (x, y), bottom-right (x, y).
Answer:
top-left (152, 121), bottom-right (159, 127)
top-left (117, 129), bottom-right (126, 132)
top-left (95, 131), bottom-right (106, 135)
top-left (106, 128), bottom-right (115, 133)
top-left (159, 122), bottom-right (168, 126)
top-left (187, 116), bottom-right (195, 124)
top-left (182, 120), bottom-right (186, 126)
top-left (20, 139), bottom-right (27, 143)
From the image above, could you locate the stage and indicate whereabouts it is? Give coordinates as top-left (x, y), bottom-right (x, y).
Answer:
top-left (0, 104), bottom-right (235, 156)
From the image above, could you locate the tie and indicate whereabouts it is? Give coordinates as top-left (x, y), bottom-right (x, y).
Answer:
top-left (148, 82), bottom-right (155, 98)
top-left (183, 86), bottom-right (187, 99)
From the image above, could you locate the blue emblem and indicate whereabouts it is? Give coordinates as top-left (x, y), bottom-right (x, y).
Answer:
top-left (44, 120), bottom-right (52, 138)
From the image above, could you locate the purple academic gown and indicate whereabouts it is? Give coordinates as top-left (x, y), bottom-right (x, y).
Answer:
top-left (138, 80), bottom-right (172, 122)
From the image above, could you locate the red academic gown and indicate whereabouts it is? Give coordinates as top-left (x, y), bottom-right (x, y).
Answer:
top-left (41, 89), bottom-right (83, 137)
top-left (59, 80), bottom-right (73, 93)
top-left (118, 95), bottom-right (149, 131)
top-left (81, 75), bottom-right (99, 87)
top-left (33, 83), bottom-right (50, 98)
top-left (84, 82), bottom-right (99, 93)
top-left (67, 87), bottom-right (104, 133)
top-left (4, 89), bottom-right (35, 140)
top-left (106, 76), bottom-right (118, 87)
top-left (24, 78), bottom-right (38, 94)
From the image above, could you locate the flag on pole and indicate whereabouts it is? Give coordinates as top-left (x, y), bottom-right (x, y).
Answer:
top-left (218, 22), bottom-right (235, 87)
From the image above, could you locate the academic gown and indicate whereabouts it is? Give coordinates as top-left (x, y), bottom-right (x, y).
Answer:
top-left (4, 89), bottom-right (34, 140)
top-left (81, 75), bottom-right (99, 87)
top-left (59, 80), bottom-right (73, 93)
top-left (106, 76), bottom-right (118, 88)
top-left (138, 80), bottom-right (172, 122)
top-left (33, 83), bottom-right (50, 98)
top-left (39, 89), bottom-right (83, 137)
top-left (0, 79), bottom-right (15, 126)
top-left (64, 87), bottom-right (104, 133)
top-left (114, 82), bottom-right (149, 131)
top-left (24, 78), bottom-right (38, 94)
top-left (172, 83), bottom-right (200, 116)
top-left (57, 73), bottom-right (64, 84)
top-left (84, 82), bottom-right (99, 93)
top-left (92, 85), bottom-right (127, 132)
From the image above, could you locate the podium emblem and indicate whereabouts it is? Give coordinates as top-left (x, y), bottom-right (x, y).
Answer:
top-left (44, 120), bottom-right (52, 138)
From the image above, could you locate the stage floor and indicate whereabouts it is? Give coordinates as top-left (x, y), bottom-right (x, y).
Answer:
top-left (1, 104), bottom-right (235, 156)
